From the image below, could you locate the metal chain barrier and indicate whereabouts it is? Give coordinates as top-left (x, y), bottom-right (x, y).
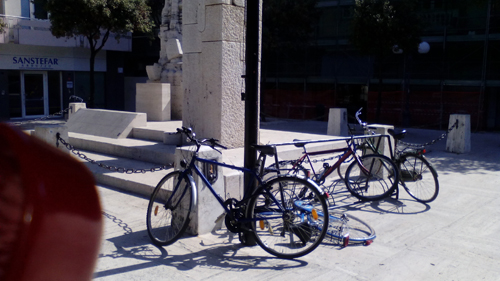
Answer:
top-left (102, 211), bottom-right (133, 235)
top-left (56, 133), bottom-right (171, 174)
top-left (365, 119), bottom-right (459, 149)
top-left (10, 96), bottom-right (84, 126)
top-left (398, 119), bottom-right (459, 148)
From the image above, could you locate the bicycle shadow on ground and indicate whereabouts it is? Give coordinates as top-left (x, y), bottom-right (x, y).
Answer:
top-left (94, 229), bottom-right (308, 279)
top-left (326, 182), bottom-right (431, 216)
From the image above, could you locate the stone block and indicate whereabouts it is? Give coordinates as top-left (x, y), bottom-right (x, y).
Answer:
top-left (202, 4), bottom-right (245, 42)
top-left (183, 24), bottom-right (202, 53)
top-left (32, 125), bottom-right (69, 153)
top-left (136, 83), bottom-right (171, 121)
top-left (446, 114), bottom-right (471, 153)
top-left (68, 102), bottom-right (86, 120)
top-left (327, 108), bottom-right (348, 136)
top-left (66, 109), bottom-right (146, 139)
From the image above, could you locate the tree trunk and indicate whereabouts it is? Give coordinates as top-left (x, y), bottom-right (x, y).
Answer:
top-left (89, 49), bottom-right (96, 108)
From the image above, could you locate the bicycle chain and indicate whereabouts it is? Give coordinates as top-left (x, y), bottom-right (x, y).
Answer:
top-left (56, 134), bottom-right (171, 174)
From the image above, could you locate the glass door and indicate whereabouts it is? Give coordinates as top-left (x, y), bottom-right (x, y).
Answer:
top-left (21, 71), bottom-right (48, 117)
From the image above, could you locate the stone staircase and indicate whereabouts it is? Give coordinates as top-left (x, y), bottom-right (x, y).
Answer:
top-left (67, 120), bottom-right (184, 197)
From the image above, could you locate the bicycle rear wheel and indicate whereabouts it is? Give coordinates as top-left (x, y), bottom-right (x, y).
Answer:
top-left (345, 154), bottom-right (398, 201)
top-left (247, 176), bottom-right (329, 259)
top-left (146, 171), bottom-right (194, 246)
top-left (326, 211), bottom-right (376, 246)
top-left (399, 153), bottom-right (439, 203)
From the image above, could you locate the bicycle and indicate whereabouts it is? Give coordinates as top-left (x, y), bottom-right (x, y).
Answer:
top-left (265, 135), bottom-right (400, 202)
top-left (262, 140), bottom-right (380, 246)
top-left (146, 127), bottom-right (330, 259)
top-left (353, 108), bottom-right (439, 203)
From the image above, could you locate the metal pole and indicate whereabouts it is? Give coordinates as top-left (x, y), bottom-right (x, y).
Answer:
top-left (241, 0), bottom-right (260, 246)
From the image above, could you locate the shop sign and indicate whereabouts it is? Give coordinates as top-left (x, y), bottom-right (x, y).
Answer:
top-left (12, 56), bottom-right (60, 70)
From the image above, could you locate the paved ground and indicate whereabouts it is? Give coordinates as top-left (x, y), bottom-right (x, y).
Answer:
top-left (93, 122), bottom-right (500, 281)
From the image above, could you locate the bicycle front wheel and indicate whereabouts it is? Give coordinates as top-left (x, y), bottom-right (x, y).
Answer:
top-left (399, 153), bottom-right (439, 203)
top-left (146, 171), bottom-right (194, 246)
top-left (326, 212), bottom-right (376, 246)
top-left (247, 176), bottom-right (329, 259)
top-left (345, 154), bottom-right (398, 201)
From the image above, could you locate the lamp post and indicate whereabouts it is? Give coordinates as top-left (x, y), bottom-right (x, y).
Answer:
top-left (397, 41), bottom-right (430, 126)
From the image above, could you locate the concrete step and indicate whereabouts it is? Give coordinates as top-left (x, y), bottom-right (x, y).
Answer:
top-left (74, 150), bottom-right (174, 197)
top-left (68, 132), bottom-right (177, 165)
top-left (131, 120), bottom-right (183, 143)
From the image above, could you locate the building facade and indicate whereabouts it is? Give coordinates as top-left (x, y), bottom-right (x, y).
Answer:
top-left (0, 0), bottom-right (131, 121)
top-left (262, 0), bottom-right (500, 130)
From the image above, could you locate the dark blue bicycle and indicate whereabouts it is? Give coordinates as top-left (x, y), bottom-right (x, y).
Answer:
top-left (146, 127), bottom-right (329, 259)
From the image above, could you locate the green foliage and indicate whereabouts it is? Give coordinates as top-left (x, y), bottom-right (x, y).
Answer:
top-left (262, 0), bottom-right (320, 52)
top-left (350, 0), bottom-right (422, 57)
top-left (46, 0), bottom-right (153, 44)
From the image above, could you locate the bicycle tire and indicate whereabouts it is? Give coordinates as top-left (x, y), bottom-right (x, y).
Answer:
top-left (326, 211), bottom-right (376, 245)
top-left (247, 176), bottom-right (329, 259)
top-left (263, 160), bottom-right (308, 181)
top-left (345, 154), bottom-right (399, 201)
top-left (146, 171), bottom-right (194, 246)
top-left (398, 153), bottom-right (439, 203)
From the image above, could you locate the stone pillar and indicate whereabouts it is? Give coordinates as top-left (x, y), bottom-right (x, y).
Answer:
top-left (446, 114), bottom-right (471, 154)
top-left (327, 108), bottom-right (348, 136)
top-left (183, 0), bottom-right (248, 148)
top-left (68, 102), bottom-right (86, 120)
top-left (365, 124), bottom-right (394, 159)
top-left (174, 145), bottom-right (224, 235)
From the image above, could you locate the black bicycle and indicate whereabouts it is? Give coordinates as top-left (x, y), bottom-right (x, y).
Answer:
top-left (146, 127), bottom-right (330, 259)
top-left (353, 108), bottom-right (439, 203)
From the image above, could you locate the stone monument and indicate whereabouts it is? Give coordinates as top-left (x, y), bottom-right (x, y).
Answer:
top-left (137, 0), bottom-right (184, 121)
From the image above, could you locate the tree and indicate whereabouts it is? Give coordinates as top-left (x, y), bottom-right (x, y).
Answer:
top-left (44, 0), bottom-right (154, 108)
top-left (350, 0), bottom-right (422, 121)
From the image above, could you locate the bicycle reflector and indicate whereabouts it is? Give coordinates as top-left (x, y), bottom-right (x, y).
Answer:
top-left (342, 234), bottom-right (350, 247)
top-left (259, 220), bottom-right (265, 230)
top-left (312, 209), bottom-right (319, 220)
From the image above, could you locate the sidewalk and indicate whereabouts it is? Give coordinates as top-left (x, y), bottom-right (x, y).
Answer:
top-left (93, 122), bottom-right (500, 281)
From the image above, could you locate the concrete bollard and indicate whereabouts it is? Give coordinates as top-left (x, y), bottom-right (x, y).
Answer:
top-left (364, 124), bottom-right (394, 159)
top-left (327, 108), bottom-right (348, 136)
top-left (173, 145), bottom-right (225, 235)
top-left (446, 114), bottom-right (471, 154)
top-left (31, 125), bottom-right (69, 154)
top-left (68, 102), bottom-right (87, 120)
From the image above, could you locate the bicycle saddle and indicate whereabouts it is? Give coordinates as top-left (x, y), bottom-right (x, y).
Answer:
top-left (252, 144), bottom-right (276, 156)
top-left (387, 129), bottom-right (407, 140)
top-left (292, 139), bottom-right (309, 148)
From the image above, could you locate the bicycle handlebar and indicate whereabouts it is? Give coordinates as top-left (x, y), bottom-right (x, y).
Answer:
top-left (355, 107), bottom-right (367, 128)
top-left (172, 127), bottom-right (227, 152)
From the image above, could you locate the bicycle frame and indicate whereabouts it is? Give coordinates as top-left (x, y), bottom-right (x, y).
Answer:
top-left (171, 149), bottom-right (286, 224)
